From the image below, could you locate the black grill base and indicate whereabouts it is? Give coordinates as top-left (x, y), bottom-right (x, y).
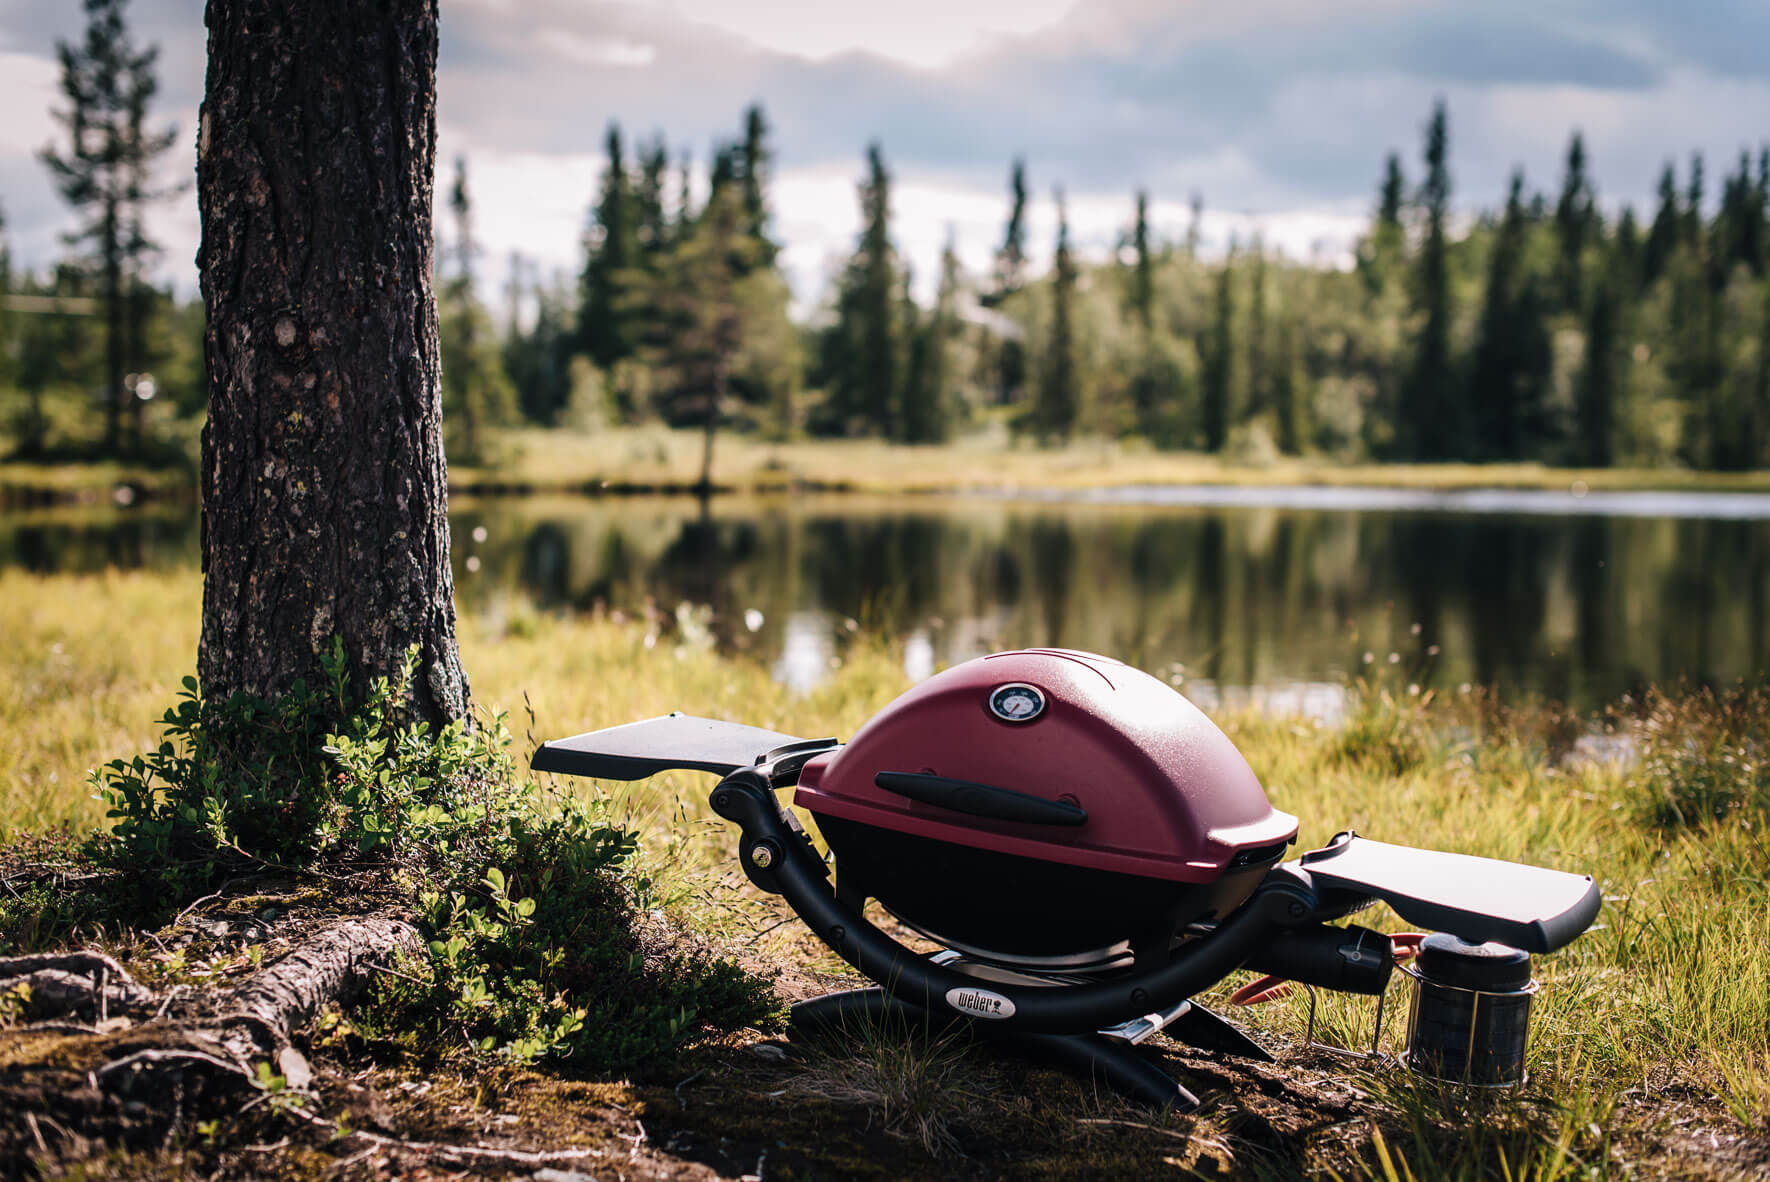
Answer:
top-left (789, 988), bottom-right (1197, 1111)
top-left (814, 814), bottom-right (1273, 965)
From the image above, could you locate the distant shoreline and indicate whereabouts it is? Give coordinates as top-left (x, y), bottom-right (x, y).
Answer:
top-left (9, 426), bottom-right (1770, 510)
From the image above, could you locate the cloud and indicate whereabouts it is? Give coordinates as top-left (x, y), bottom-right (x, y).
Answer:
top-left (1, 0), bottom-right (1765, 307)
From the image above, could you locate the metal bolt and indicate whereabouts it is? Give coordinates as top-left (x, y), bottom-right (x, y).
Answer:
top-left (749, 843), bottom-right (775, 869)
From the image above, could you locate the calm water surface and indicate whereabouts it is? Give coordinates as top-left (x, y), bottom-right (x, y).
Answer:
top-left (7, 490), bottom-right (1770, 710)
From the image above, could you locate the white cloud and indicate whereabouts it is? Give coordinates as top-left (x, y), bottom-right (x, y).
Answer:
top-left (536, 29), bottom-right (658, 68)
top-left (631, 0), bottom-right (1078, 69)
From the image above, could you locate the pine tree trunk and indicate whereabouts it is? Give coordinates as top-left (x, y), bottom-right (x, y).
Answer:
top-left (195, 0), bottom-right (468, 726)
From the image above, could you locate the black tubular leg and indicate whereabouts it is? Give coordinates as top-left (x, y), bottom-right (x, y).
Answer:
top-left (711, 768), bottom-right (1316, 1035)
top-left (789, 989), bottom-right (1197, 1111)
top-left (1016, 1031), bottom-right (1199, 1111)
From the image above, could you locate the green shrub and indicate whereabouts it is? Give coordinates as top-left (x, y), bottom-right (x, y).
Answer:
top-left (87, 639), bottom-right (779, 1068)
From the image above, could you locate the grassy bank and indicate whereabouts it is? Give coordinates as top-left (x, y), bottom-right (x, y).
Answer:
top-left (14, 425), bottom-right (1770, 504)
top-left (458, 426), bottom-right (1770, 496)
top-left (4, 567), bottom-right (1767, 1176)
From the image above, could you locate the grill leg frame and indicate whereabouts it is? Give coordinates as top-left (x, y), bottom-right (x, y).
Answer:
top-left (788, 987), bottom-right (1200, 1111)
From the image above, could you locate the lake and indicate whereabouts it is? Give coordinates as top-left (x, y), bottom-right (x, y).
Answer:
top-left (7, 487), bottom-right (1770, 711)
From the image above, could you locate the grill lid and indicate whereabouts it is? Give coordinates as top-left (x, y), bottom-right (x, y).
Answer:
top-left (794, 649), bottom-right (1298, 883)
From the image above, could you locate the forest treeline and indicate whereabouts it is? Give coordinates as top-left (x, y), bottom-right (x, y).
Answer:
top-left (4, 1), bottom-right (1770, 470)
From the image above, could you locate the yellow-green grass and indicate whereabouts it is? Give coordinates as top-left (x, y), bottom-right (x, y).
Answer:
top-left (457, 425), bottom-right (1770, 496)
top-left (5, 567), bottom-right (1768, 1167)
top-left (0, 458), bottom-right (194, 501)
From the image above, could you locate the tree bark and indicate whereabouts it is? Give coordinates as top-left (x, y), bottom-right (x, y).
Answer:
top-left (195, 0), bottom-right (468, 726)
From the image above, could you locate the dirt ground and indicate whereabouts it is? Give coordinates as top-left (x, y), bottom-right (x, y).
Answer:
top-left (2, 862), bottom-right (1766, 1181)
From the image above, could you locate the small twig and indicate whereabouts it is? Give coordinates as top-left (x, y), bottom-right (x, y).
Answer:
top-left (744, 915), bottom-right (797, 944)
top-left (96, 1047), bottom-right (248, 1080)
top-left (98, 966), bottom-right (109, 1026)
top-left (152, 985), bottom-right (186, 1021)
top-left (674, 1068), bottom-right (707, 1109)
top-left (1075, 1117), bottom-right (1203, 1144)
top-left (366, 959), bottom-right (428, 986)
top-left (25, 1112), bottom-right (49, 1156)
top-left (174, 891), bottom-right (226, 928)
top-left (242, 1137), bottom-right (292, 1154)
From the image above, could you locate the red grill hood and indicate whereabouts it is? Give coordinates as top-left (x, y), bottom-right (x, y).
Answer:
top-left (794, 649), bottom-right (1298, 882)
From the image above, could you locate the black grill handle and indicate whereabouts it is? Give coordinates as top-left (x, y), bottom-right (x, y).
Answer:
top-left (874, 771), bottom-right (1087, 827)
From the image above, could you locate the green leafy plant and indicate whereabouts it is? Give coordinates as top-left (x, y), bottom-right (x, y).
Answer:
top-left (88, 638), bottom-right (779, 1069)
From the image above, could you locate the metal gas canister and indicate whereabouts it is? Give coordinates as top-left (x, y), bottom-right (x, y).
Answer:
top-left (1401, 934), bottom-right (1537, 1087)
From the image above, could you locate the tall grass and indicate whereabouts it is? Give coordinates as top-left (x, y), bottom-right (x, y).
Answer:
top-left (4, 567), bottom-right (1767, 1168)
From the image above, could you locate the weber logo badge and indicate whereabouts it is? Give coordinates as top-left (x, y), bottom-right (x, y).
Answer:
top-left (988, 683), bottom-right (1046, 723)
top-left (946, 986), bottom-right (1016, 1020)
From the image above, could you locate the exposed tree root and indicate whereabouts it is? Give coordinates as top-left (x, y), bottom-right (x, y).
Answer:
top-left (0, 911), bottom-right (421, 1173)
top-left (0, 953), bottom-right (157, 1023)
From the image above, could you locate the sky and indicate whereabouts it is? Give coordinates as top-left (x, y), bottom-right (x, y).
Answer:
top-left (2, 0), bottom-right (1768, 313)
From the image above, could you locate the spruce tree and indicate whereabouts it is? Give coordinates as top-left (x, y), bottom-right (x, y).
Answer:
top-left (1400, 99), bottom-right (1456, 459)
top-left (676, 149), bottom-right (695, 231)
top-left (1470, 171), bottom-right (1535, 459)
top-left (1037, 188), bottom-right (1080, 440)
top-left (1273, 312), bottom-right (1308, 455)
top-left (1643, 162), bottom-right (1680, 284)
top-left (1685, 152), bottom-right (1706, 248)
top-left (440, 155), bottom-right (514, 461)
top-left (39, 0), bottom-right (176, 454)
top-left (1246, 239), bottom-right (1268, 418)
top-left (927, 236), bottom-right (961, 443)
top-left (579, 123), bottom-right (637, 370)
top-left (1359, 152), bottom-right (1407, 291)
top-left (830, 144), bottom-right (901, 435)
top-left (635, 135), bottom-right (670, 266)
top-left (1201, 255), bottom-right (1236, 452)
top-left (1575, 266), bottom-right (1620, 466)
top-left (1129, 189), bottom-right (1154, 333)
top-left (994, 158), bottom-right (1029, 300)
top-left (1554, 131), bottom-right (1596, 313)
top-left (738, 105), bottom-right (777, 268)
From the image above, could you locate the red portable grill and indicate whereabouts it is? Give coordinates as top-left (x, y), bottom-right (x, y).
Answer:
top-left (535, 648), bottom-right (1600, 1106)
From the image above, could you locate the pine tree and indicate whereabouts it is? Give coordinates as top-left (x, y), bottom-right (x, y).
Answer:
top-left (993, 158), bottom-right (1029, 301)
top-left (1129, 189), bottom-right (1154, 333)
top-left (634, 134), bottom-right (670, 267)
top-left (1201, 255), bottom-right (1236, 452)
top-left (1246, 239), bottom-right (1268, 418)
top-left (1685, 152), bottom-right (1706, 248)
top-left (738, 105), bottom-right (777, 268)
top-left (1185, 191), bottom-right (1204, 259)
top-left (1643, 162), bottom-right (1680, 284)
top-left (827, 144), bottom-right (901, 435)
top-left (1037, 188), bottom-right (1080, 440)
top-left (902, 236), bottom-right (959, 444)
top-left (1400, 99), bottom-right (1456, 459)
top-left (1554, 131), bottom-right (1596, 312)
top-left (676, 149), bottom-right (695, 231)
top-left (39, 0), bottom-right (176, 454)
top-left (643, 182), bottom-right (752, 488)
top-left (1574, 266), bottom-right (1620, 466)
top-left (1273, 312), bottom-right (1308, 455)
top-left (1469, 171), bottom-right (1546, 459)
top-left (1359, 152), bottom-right (1407, 291)
top-left (440, 155), bottom-right (514, 461)
top-left (579, 123), bottom-right (638, 370)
